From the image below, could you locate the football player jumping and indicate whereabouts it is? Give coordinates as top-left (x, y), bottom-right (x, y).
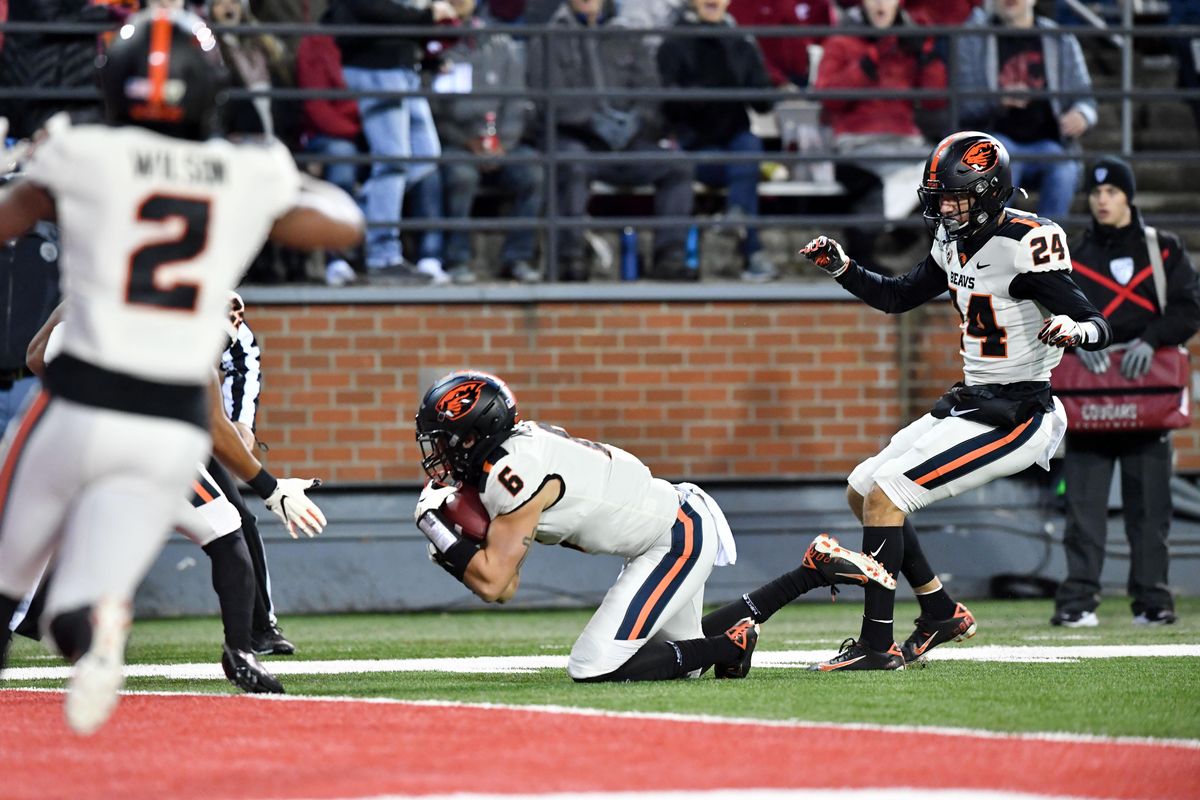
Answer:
top-left (0, 7), bottom-right (361, 733)
top-left (799, 131), bottom-right (1112, 670)
top-left (413, 370), bottom-right (897, 682)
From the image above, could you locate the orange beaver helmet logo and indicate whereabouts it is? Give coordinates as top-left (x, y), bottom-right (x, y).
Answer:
top-left (960, 141), bottom-right (998, 173)
top-left (436, 380), bottom-right (487, 420)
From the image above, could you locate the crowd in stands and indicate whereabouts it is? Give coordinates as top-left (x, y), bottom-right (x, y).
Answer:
top-left (0, 0), bottom-right (1197, 284)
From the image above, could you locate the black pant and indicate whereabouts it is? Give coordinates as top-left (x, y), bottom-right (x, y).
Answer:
top-left (1055, 431), bottom-right (1175, 615)
top-left (207, 459), bottom-right (276, 631)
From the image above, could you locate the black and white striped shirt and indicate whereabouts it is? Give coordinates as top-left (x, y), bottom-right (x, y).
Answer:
top-left (220, 321), bottom-right (262, 429)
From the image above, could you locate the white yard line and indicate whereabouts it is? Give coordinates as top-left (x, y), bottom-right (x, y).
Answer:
top-left (3, 643), bottom-right (1198, 682)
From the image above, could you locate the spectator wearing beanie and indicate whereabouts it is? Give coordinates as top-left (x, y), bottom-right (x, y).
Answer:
top-left (1052, 155), bottom-right (1200, 629)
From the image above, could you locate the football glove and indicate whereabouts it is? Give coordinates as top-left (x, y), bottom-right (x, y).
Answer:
top-left (1119, 339), bottom-right (1154, 381)
top-left (800, 236), bottom-right (849, 277)
top-left (414, 480), bottom-right (457, 524)
top-left (1038, 315), bottom-right (1083, 348)
top-left (265, 478), bottom-right (327, 538)
top-left (1076, 347), bottom-right (1110, 374)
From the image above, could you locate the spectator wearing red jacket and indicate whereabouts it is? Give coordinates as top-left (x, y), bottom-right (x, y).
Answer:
top-left (904, 0), bottom-right (980, 25)
top-left (815, 0), bottom-right (945, 263)
top-left (728, 0), bottom-right (832, 88)
top-left (296, 30), bottom-right (362, 198)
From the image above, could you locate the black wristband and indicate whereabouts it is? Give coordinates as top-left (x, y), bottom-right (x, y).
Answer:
top-left (434, 537), bottom-right (481, 582)
top-left (248, 467), bottom-right (278, 500)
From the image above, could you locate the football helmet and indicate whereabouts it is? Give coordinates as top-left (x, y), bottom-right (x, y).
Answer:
top-left (917, 131), bottom-right (1014, 241)
top-left (98, 8), bottom-right (220, 141)
top-left (415, 371), bottom-right (520, 485)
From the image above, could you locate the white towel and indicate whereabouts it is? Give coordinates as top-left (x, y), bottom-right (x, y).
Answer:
top-left (1037, 398), bottom-right (1069, 471)
top-left (676, 482), bottom-right (737, 567)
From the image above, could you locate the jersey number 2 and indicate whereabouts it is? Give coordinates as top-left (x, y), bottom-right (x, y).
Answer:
top-left (127, 194), bottom-right (211, 311)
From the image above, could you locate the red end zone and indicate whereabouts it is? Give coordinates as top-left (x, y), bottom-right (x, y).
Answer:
top-left (3, 690), bottom-right (1196, 800)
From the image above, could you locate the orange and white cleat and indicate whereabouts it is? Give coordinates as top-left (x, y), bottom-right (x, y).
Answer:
top-left (802, 533), bottom-right (897, 592)
top-left (808, 638), bottom-right (906, 671)
top-left (900, 602), bottom-right (978, 662)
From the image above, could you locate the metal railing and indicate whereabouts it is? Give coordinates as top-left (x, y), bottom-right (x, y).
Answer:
top-left (2, 18), bottom-right (1198, 281)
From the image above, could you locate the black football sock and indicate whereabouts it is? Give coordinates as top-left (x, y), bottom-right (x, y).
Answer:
top-left (574, 633), bottom-right (744, 683)
top-left (0, 593), bottom-right (19, 672)
top-left (915, 586), bottom-right (958, 620)
top-left (203, 531), bottom-right (256, 653)
top-left (899, 520), bottom-right (957, 619)
top-left (701, 563), bottom-right (826, 638)
top-left (48, 606), bottom-right (93, 663)
top-left (860, 525), bottom-right (903, 651)
top-left (899, 518), bottom-right (935, 587)
top-left (702, 596), bottom-right (757, 636)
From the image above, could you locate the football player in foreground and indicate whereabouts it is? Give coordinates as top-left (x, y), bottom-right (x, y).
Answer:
top-left (0, 7), bottom-right (362, 733)
top-left (413, 370), bottom-right (896, 682)
top-left (17, 311), bottom-right (318, 695)
top-left (799, 131), bottom-right (1112, 670)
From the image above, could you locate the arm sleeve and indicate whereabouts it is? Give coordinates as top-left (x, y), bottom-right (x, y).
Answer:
top-left (834, 254), bottom-right (950, 314)
top-left (1141, 235), bottom-right (1200, 347)
top-left (1009, 270), bottom-right (1113, 350)
top-left (221, 322), bottom-right (263, 428)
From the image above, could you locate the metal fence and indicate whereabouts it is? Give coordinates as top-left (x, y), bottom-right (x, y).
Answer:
top-left (2, 17), bottom-right (1198, 281)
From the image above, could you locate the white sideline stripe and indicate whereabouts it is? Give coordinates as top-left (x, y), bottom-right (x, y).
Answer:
top-left (296, 791), bottom-right (1088, 800)
top-left (7, 685), bottom-right (1200, 751)
top-left (3, 644), bottom-right (1199, 682)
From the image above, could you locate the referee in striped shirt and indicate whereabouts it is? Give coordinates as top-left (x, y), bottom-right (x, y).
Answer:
top-left (216, 293), bottom-right (295, 656)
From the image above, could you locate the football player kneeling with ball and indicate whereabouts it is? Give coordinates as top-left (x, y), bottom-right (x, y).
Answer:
top-left (414, 370), bottom-right (896, 682)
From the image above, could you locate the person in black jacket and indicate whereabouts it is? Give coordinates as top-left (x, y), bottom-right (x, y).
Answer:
top-left (335, 0), bottom-right (458, 284)
top-left (1051, 156), bottom-right (1200, 628)
top-left (657, 0), bottom-right (777, 281)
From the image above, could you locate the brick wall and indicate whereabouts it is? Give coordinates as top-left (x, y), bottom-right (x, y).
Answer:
top-left (250, 302), bottom-right (1200, 484)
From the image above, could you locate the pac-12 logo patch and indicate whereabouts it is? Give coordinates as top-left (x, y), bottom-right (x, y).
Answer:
top-left (961, 141), bottom-right (998, 173)
top-left (436, 380), bottom-right (487, 420)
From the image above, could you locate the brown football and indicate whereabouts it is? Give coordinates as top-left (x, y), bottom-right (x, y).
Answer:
top-left (442, 485), bottom-right (491, 542)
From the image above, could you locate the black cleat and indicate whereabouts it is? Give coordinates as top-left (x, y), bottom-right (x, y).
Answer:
top-left (251, 625), bottom-right (296, 656)
top-left (808, 638), bottom-right (905, 671)
top-left (802, 533), bottom-right (897, 592)
top-left (714, 616), bottom-right (759, 679)
top-left (222, 644), bottom-right (285, 694)
top-left (901, 602), bottom-right (978, 662)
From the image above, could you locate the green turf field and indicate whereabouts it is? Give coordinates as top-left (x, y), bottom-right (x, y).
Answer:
top-left (6, 597), bottom-right (1199, 740)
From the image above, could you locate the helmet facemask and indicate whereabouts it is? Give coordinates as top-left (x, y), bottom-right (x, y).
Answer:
top-left (417, 427), bottom-right (482, 485)
top-left (918, 176), bottom-right (1011, 242)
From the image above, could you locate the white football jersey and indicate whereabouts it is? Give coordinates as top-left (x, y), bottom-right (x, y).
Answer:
top-left (24, 116), bottom-right (301, 385)
top-left (931, 209), bottom-right (1071, 385)
top-left (478, 421), bottom-right (680, 558)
